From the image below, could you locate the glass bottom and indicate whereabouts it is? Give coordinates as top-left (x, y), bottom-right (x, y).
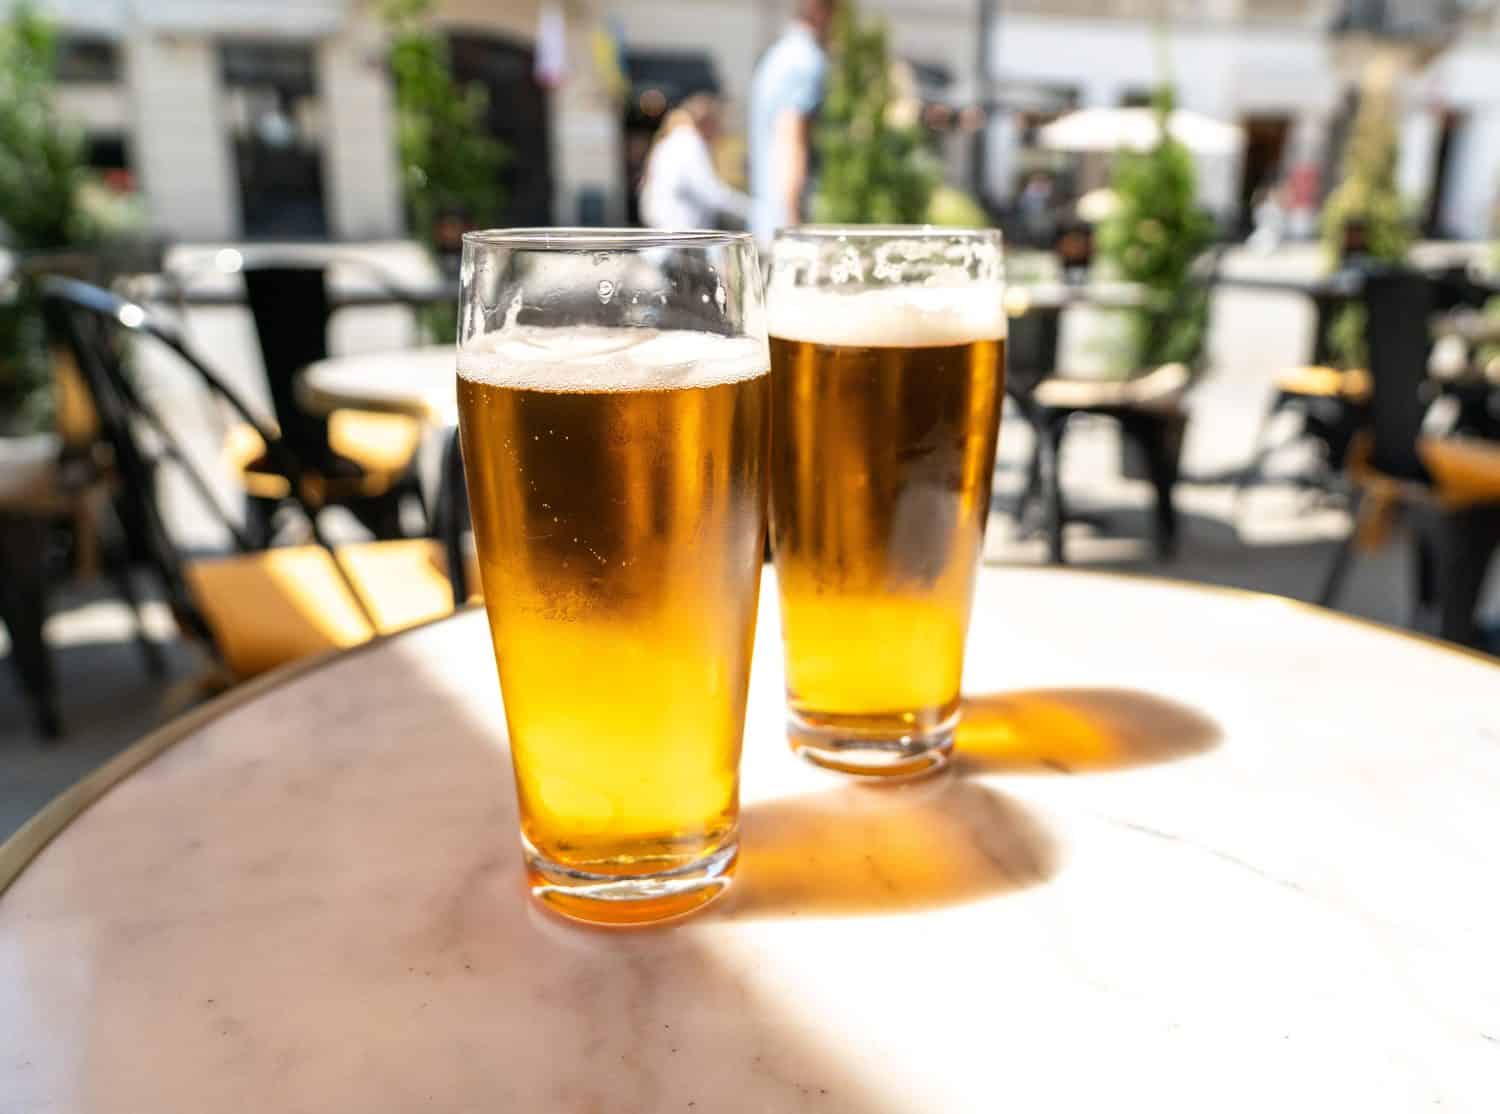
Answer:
top-left (787, 707), bottom-right (958, 778)
top-left (524, 836), bottom-right (738, 926)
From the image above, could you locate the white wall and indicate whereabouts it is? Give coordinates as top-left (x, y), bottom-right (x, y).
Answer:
top-left (1425, 41), bottom-right (1500, 238)
top-left (318, 32), bottom-right (404, 240)
top-left (124, 34), bottom-right (240, 241)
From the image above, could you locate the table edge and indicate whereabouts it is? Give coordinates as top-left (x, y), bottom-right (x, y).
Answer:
top-left (0, 617), bottom-right (457, 900)
top-left (2, 571), bottom-right (1491, 900)
top-left (295, 360), bottom-right (448, 421)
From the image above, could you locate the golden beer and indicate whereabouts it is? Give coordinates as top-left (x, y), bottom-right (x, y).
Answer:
top-left (458, 328), bottom-right (768, 922)
top-left (768, 284), bottom-right (1005, 775)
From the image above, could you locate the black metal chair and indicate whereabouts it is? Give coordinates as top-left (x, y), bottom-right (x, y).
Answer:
top-left (1318, 267), bottom-right (1500, 648)
top-left (42, 277), bottom-right (472, 685)
top-left (1234, 276), bottom-right (1369, 514)
top-left (236, 260), bottom-right (431, 542)
top-left (1008, 260), bottom-right (1219, 565)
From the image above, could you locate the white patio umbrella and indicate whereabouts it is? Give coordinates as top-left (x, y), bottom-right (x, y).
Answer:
top-left (1038, 107), bottom-right (1243, 155)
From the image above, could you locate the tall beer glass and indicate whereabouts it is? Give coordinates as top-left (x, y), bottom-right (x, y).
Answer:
top-left (767, 227), bottom-right (1005, 776)
top-left (458, 230), bottom-right (769, 924)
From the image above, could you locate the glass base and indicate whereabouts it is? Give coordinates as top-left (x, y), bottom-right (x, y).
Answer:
top-left (787, 709), bottom-right (958, 778)
top-left (524, 837), bottom-right (737, 926)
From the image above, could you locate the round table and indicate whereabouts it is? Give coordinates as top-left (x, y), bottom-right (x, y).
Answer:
top-left (3, 569), bottom-right (1497, 1112)
top-left (297, 344), bottom-right (456, 423)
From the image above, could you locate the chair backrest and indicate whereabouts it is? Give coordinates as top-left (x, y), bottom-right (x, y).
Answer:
top-left (1004, 304), bottom-right (1061, 401)
top-left (41, 280), bottom-right (256, 639)
top-left (241, 264), bottom-right (336, 468)
top-left (1361, 266), bottom-right (1435, 484)
top-left (43, 277), bottom-right (315, 552)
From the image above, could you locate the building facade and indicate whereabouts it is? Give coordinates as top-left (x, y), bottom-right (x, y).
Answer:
top-left (14, 0), bottom-right (1500, 244)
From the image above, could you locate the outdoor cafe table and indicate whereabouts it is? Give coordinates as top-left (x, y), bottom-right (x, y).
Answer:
top-left (297, 344), bottom-right (458, 425)
top-left (4, 569), bottom-right (1497, 1112)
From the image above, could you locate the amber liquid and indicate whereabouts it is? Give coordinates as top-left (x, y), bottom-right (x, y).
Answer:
top-left (458, 370), bottom-right (768, 878)
top-left (768, 335), bottom-right (1004, 742)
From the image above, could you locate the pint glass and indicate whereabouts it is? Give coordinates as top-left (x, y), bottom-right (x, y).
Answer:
top-left (458, 230), bottom-right (769, 923)
top-left (767, 227), bottom-right (1005, 776)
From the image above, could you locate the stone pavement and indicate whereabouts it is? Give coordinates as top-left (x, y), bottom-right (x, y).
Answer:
top-left (3, 243), bottom-right (1494, 840)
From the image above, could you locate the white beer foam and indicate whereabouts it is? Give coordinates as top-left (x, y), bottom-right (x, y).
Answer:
top-left (768, 285), bottom-right (1007, 348)
top-left (458, 327), bottom-right (768, 392)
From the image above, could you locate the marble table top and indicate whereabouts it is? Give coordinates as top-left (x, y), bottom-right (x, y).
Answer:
top-left (3, 568), bottom-right (1497, 1112)
top-left (297, 344), bottom-right (456, 424)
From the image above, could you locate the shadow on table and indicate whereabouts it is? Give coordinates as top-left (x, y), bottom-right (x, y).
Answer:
top-left (953, 688), bottom-right (1220, 775)
top-left (726, 777), bottom-right (1056, 920)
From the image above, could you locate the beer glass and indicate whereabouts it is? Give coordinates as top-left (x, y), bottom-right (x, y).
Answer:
top-left (767, 227), bottom-right (1005, 776)
top-left (457, 230), bottom-right (769, 924)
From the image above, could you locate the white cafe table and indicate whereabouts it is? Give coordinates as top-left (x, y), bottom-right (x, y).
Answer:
top-left (297, 344), bottom-right (457, 424)
top-left (3, 568), bottom-right (1498, 1112)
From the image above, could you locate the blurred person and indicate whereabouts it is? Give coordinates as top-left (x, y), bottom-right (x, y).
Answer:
top-left (1018, 172), bottom-right (1057, 247)
top-left (640, 93), bottom-right (751, 231)
top-left (748, 0), bottom-right (837, 242)
top-left (1248, 184), bottom-right (1286, 254)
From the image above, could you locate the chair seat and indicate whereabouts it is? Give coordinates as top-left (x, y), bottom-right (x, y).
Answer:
top-left (328, 409), bottom-right (423, 475)
top-left (223, 415), bottom-right (421, 505)
top-left (184, 539), bottom-right (475, 680)
top-left (1274, 365), bottom-right (1371, 402)
top-left (1419, 436), bottom-right (1500, 509)
top-left (1032, 362), bottom-right (1190, 412)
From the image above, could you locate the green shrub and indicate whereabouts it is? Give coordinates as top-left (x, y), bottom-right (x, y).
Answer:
top-left (1096, 85), bottom-right (1216, 370)
top-left (811, 1), bottom-right (936, 225)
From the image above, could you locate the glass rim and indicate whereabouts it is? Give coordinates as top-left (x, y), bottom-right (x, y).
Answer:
top-left (461, 227), bottom-right (755, 251)
top-left (775, 224), bottom-right (1002, 241)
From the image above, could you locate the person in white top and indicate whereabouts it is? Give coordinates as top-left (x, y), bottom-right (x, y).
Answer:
top-left (639, 94), bottom-right (751, 231)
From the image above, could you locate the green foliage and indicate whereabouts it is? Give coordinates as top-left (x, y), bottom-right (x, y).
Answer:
top-left (926, 185), bottom-right (989, 229)
top-left (1320, 78), bottom-right (1411, 369)
top-left (382, 0), bottom-right (507, 253)
top-left (1481, 237), bottom-right (1500, 375)
top-left (0, 4), bottom-right (86, 251)
top-left (1096, 85), bottom-right (1216, 370)
top-left (811, 1), bottom-right (936, 225)
top-left (0, 4), bottom-right (88, 434)
top-left (1321, 82), bottom-right (1410, 269)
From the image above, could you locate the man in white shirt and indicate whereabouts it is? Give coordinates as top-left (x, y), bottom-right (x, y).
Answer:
top-left (748, 0), bottom-right (836, 243)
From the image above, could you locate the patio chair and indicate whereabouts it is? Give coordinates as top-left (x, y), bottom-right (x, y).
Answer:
top-left (1009, 259), bottom-right (1219, 565)
top-left (1233, 280), bottom-right (1368, 512)
top-left (1318, 268), bottom-right (1500, 648)
top-left (1, 329), bottom-right (165, 739)
top-left (233, 261), bottom-right (431, 542)
top-left (42, 278), bottom-right (474, 685)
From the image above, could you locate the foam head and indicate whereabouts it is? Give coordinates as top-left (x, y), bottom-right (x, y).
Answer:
top-left (459, 327), bottom-right (769, 392)
top-left (767, 285), bottom-right (1007, 348)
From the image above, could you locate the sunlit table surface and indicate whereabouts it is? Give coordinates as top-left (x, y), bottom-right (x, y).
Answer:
top-left (298, 344), bottom-right (457, 424)
top-left (3, 568), bottom-right (1498, 1112)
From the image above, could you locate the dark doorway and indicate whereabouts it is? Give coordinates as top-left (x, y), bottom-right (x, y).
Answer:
top-left (1238, 114), bottom-right (1292, 236)
top-left (1424, 109), bottom-right (1464, 238)
top-left (447, 32), bottom-right (552, 226)
top-left (221, 42), bottom-right (328, 239)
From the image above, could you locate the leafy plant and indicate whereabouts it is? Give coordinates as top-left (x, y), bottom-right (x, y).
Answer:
top-left (811, 1), bottom-right (936, 225)
top-left (1096, 84), bottom-right (1216, 371)
top-left (382, 0), bottom-right (507, 252)
top-left (1320, 74), bottom-right (1411, 369)
top-left (0, 3), bottom-right (88, 434)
